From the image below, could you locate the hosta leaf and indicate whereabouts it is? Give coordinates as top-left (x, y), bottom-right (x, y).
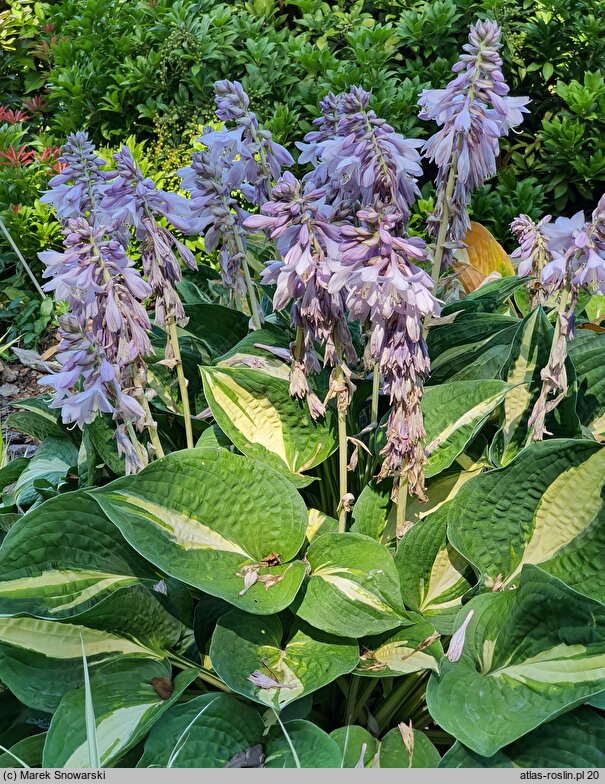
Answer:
top-left (378, 727), bottom-right (440, 768)
top-left (491, 307), bottom-right (579, 465)
top-left (43, 660), bottom-right (197, 768)
top-left (210, 610), bottom-right (358, 708)
top-left (305, 508), bottom-right (338, 542)
top-left (0, 617), bottom-right (162, 712)
top-left (427, 567), bottom-right (605, 756)
top-left (264, 720), bottom-right (341, 768)
top-left (0, 493), bottom-right (181, 648)
top-left (201, 366), bottom-right (336, 485)
top-left (11, 437), bottom-right (78, 507)
top-left (0, 733), bottom-right (46, 768)
top-left (355, 619), bottom-right (442, 677)
top-left (330, 726), bottom-right (378, 767)
top-left (93, 448), bottom-right (307, 614)
top-left (458, 221), bottom-right (515, 278)
top-left (0, 459), bottom-right (27, 493)
top-left (569, 330), bottom-right (605, 437)
top-left (395, 510), bottom-right (473, 633)
top-left (449, 342), bottom-right (511, 382)
top-left (422, 380), bottom-right (509, 477)
top-left (350, 480), bottom-right (392, 543)
top-left (216, 327), bottom-right (290, 364)
top-left (442, 276), bottom-right (528, 317)
top-left (137, 693), bottom-right (264, 768)
top-left (182, 303), bottom-right (249, 360)
top-left (85, 415), bottom-right (124, 475)
top-left (294, 533), bottom-right (409, 638)
top-left (439, 707), bottom-right (605, 768)
top-left (406, 466), bottom-right (483, 527)
top-left (6, 397), bottom-right (66, 441)
top-left (446, 439), bottom-right (605, 601)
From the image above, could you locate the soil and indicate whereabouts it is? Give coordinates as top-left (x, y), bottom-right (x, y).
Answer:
top-left (0, 361), bottom-right (45, 459)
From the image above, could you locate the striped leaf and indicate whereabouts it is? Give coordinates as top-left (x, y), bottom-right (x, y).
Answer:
top-left (294, 533), bottom-right (410, 638)
top-left (439, 707), bottom-right (605, 768)
top-left (0, 617), bottom-right (162, 712)
top-left (568, 330), bottom-right (605, 438)
top-left (446, 439), bottom-right (605, 602)
top-left (355, 619), bottom-right (443, 677)
top-left (0, 734), bottom-right (46, 769)
top-left (43, 660), bottom-right (197, 768)
top-left (427, 566), bottom-right (605, 756)
top-left (395, 509), bottom-right (473, 634)
top-left (422, 380), bottom-right (509, 477)
top-left (201, 366), bottom-right (336, 485)
top-left (93, 448), bottom-right (307, 614)
top-left (10, 437), bottom-right (78, 507)
top-left (210, 610), bottom-right (358, 708)
top-left (491, 308), bottom-right (579, 465)
top-left (137, 693), bottom-right (265, 768)
top-left (330, 725), bottom-right (440, 768)
top-left (6, 397), bottom-right (65, 441)
top-left (0, 493), bottom-right (181, 649)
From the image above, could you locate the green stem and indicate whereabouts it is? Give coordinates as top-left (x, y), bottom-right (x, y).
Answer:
top-left (125, 420), bottom-right (148, 467)
top-left (370, 363), bottom-right (380, 426)
top-left (430, 152), bottom-right (458, 291)
top-left (351, 680), bottom-right (377, 724)
top-left (0, 216), bottom-right (45, 297)
top-left (344, 676), bottom-right (360, 725)
top-left (396, 474), bottom-right (409, 533)
top-left (169, 654), bottom-right (230, 693)
top-left (232, 211), bottom-right (262, 330)
top-left (141, 394), bottom-right (164, 459)
top-left (373, 673), bottom-right (424, 731)
top-left (335, 364), bottom-right (348, 533)
top-left (166, 315), bottom-right (194, 449)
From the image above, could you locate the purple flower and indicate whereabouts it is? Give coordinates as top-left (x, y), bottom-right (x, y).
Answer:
top-left (244, 172), bottom-right (355, 416)
top-left (102, 146), bottom-right (196, 326)
top-left (510, 213), bottom-right (552, 305)
top-left (419, 20), bottom-right (530, 270)
top-left (213, 80), bottom-right (294, 205)
top-left (40, 131), bottom-right (112, 224)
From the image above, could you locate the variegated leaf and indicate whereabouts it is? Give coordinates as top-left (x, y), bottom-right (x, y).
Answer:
top-left (355, 619), bottom-right (443, 677)
top-left (93, 448), bottom-right (307, 614)
top-left (201, 366), bottom-right (336, 485)
top-left (427, 567), bottom-right (605, 756)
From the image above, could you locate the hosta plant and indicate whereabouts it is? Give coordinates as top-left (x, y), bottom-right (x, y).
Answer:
top-left (1, 19), bottom-right (605, 770)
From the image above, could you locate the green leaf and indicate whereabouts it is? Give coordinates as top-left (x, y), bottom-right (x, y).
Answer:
top-left (355, 619), bottom-right (442, 677)
top-left (440, 707), bottom-right (605, 768)
top-left (6, 397), bottom-right (66, 441)
top-left (0, 459), bottom-right (28, 493)
top-left (294, 533), bottom-right (409, 637)
top-left (422, 380), bottom-right (509, 477)
top-left (201, 366), bottom-right (336, 485)
top-left (43, 661), bottom-right (197, 768)
top-left (395, 509), bottom-right (473, 632)
top-left (216, 327), bottom-right (290, 365)
top-left (182, 303), bottom-right (249, 360)
top-left (569, 330), bottom-right (605, 437)
top-left (0, 492), bottom-right (181, 648)
top-left (305, 508), bottom-right (338, 542)
top-left (330, 725), bottom-right (377, 767)
top-left (491, 308), bottom-right (579, 465)
top-left (441, 277), bottom-right (528, 316)
top-left (446, 439), bottom-right (605, 602)
top-left (85, 415), bottom-right (125, 475)
top-left (11, 437), bottom-right (78, 507)
top-left (0, 734), bottom-right (46, 768)
top-left (264, 719), bottom-right (341, 768)
top-left (0, 617), bottom-right (163, 712)
top-left (350, 480), bottom-right (392, 543)
top-left (93, 448), bottom-right (307, 614)
top-left (428, 312), bottom-right (518, 363)
top-left (210, 610), bottom-right (359, 708)
top-left (378, 727), bottom-right (440, 767)
top-left (137, 693), bottom-right (264, 768)
top-left (427, 567), bottom-right (605, 756)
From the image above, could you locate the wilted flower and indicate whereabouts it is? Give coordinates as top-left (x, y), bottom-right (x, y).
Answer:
top-left (213, 80), bottom-right (293, 205)
top-left (40, 131), bottom-right (112, 223)
top-left (244, 172), bottom-right (355, 417)
top-left (446, 609), bottom-right (474, 662)
top-left (419, 20), bottom-right (530, 271)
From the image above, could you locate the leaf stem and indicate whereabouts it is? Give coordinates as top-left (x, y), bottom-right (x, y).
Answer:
top-left (344, 675), bottom-right (360, 725)
top-left (373, 672), bottom-right (424, 731)
top-left (370, 363), bottom-right (380, 426)
top-left (395, 474), bottom-right (409, 534)
top-left (166, 315), bottom-right (194, 449)
top-left (169, 654), bottom-right (230, 692)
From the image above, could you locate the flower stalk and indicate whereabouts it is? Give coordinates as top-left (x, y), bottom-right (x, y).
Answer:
top-left (166, 315), bottom-right (194, 449)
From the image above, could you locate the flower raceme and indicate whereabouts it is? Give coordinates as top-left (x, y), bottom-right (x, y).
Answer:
top-left (419, 20), bottom-right (529, 271)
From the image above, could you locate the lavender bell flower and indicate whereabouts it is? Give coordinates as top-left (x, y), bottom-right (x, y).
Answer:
top-left (510, 213), bottom-right (552, 306)
top-left (419, 20), bottom-right (530, 272)
top-left (40, 131), bottom-right (112, 224)
top-left (332, 208), bottom-right (440, 500)
top-left (214, 80), bottom-right (294, 206)
top-left (178, 127), bottom-right (249, 299)
top-left (244, 172), bottom-right (355, 417)
top-left (101, 146), bottom-right (197, 327)
top-left (529, 195), bottom-right (605, 439)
